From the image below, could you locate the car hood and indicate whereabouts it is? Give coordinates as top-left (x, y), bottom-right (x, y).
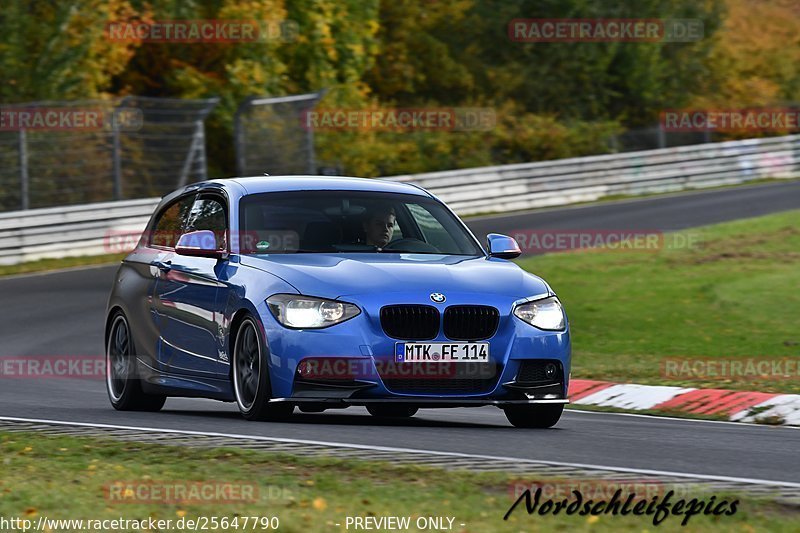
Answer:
top-left (240, 253), bottom-right (551, 301)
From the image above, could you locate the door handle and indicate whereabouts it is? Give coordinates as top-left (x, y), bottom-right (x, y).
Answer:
top-left (155, 260), bottom-right (172, 272)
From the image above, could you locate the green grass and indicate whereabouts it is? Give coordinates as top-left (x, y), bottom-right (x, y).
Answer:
top-left (518, 209), bottom-right (800, 393)
top-left (0, 253), bottom-right (126, 277)
top-left (1, 431), bottom-right (797, 532)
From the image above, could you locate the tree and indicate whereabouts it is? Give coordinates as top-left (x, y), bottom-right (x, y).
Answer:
top-left (0, 0), bottom-right (140, 101)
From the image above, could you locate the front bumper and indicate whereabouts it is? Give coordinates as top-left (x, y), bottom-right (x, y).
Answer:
top-left (268, 397), bottom-right (569, 407)
top-left (258, 291), bottom-right (571, 403)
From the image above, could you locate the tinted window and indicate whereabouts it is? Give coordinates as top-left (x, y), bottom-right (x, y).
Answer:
top-left (185, 196), bottom-right (227, 249)
top-left (150, 195), bottom-right (195, 248)
top-left (239, 191), bottom-right (481, 255)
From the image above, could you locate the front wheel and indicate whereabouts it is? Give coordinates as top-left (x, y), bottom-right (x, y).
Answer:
top-left (106, 312), bottom-right (166, 412)
top-left (232, 316), bottom-right (293, 421)
top-left (366, 405), bottom-right (419, 418)
top-left (503, 404), bottom-right (564, 428)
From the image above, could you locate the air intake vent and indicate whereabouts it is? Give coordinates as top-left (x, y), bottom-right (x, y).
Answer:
top-left (380, 305), bottom-right (440, 340)
top-left (443, 305), bottom-right (499, 341)
top-left (516, 360), bottom-right (563, 384)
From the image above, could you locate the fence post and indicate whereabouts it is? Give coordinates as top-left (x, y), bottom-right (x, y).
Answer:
top-left (177, 121), bottom-right (204, 187)
top-left (18, 129), bottom-right (29, 210)
top-left (306, 119), bottom-right (316, 174)
top-left (609, 133), bottom-right (620, 153)
top-left (196, 122), bottom-right (208, 181)
top-left (305, 89), bottom-right (327, 173)
top-left (111, 108), bottom-right (122, 200)
top-left (234, 100), bottom-right (248, 176)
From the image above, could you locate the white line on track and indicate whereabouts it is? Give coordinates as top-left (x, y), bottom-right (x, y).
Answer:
top-left (565, 408), bottom-right (800, 429)
top-left (2, 415), bottom-right (799, 488)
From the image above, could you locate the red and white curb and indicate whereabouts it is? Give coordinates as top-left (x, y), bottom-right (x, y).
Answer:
top-left (569, 379), bottom-right (800, 426)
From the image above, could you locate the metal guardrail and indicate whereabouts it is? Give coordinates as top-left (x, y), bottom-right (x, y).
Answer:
top-left (1, 135), bottom-right (798, 265)
top-left (0, 198), bottom-right (159, 265)
top-left (385, 134), bottom-right (800, 215)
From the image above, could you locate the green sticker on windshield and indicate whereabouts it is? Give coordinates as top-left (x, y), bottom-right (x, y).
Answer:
top-left (256, 240), bottom-right (270, 251)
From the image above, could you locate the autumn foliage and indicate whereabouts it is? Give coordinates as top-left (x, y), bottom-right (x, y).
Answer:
top-left (2, 0), bottom-right (798, 177)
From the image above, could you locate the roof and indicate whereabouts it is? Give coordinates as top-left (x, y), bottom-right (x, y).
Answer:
top-left (218, 175), bottom-right (430, 197)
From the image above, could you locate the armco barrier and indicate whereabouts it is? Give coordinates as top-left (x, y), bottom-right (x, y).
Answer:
top-left (0, 198), bottom-right (159, 265)
top-left (384, 134), bottom-right (800, 214)
top-left (1, 135), bottom-right (798, 265)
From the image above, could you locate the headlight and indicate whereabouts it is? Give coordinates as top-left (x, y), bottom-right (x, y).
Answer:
top-left (267, 294), bottom-right (360, 329)
top-left (513, 296), bottom-right (565, 331)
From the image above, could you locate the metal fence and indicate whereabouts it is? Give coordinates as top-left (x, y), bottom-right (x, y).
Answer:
top-left (0, 97), bottom-right (218, 212)
top-left (2, 134), bottom-right (798, 265)
top-left (613, 125), bottom-right (712, 152)
top-left (0, 92), bottom-right (735, 215)
top-left (234, 91), bottom-right (325, 177)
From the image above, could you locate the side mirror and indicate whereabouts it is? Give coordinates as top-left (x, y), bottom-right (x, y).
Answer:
top-left (487, 233), bottom-right (521, 259)
top-left (175, 230), bottom-right (225, 259)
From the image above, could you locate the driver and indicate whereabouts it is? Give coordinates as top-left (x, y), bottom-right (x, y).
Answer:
top-left (362, 205), bottom-right (396, 249)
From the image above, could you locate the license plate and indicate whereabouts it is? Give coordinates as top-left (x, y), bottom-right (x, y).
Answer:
top-left (395, 342), bottom-right (489, 362)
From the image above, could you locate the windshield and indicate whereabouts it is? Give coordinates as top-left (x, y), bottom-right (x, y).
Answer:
top-left (239, 190), bottom-right (483, 256)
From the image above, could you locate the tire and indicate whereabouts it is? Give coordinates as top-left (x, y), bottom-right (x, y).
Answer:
top-left (503, 404), bottom-right (564, 428)
top-left (106, 311), bottom-right (166, 412)
top-left (232, 316), bottom-right (293, 421)
top-left (366, 405), bottom-right (419, 418)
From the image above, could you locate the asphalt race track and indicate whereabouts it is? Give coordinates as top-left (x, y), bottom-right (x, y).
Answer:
top-left (464, 179), bottom-right (800, 236)
top-left (1, 181), bottom-right (799, 485)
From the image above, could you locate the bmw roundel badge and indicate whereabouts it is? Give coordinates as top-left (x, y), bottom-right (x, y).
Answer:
top-left (430, 292), bottom-right (446, 303)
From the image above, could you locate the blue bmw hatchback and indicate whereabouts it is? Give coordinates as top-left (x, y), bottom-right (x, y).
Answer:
top-left (105, 176), bottom-right (571, 427)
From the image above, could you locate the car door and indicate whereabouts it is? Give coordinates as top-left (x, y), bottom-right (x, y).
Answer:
top-left (152, 191), bottom-right (230, 377)
top-left (134, 192), bottom-right (197, 370)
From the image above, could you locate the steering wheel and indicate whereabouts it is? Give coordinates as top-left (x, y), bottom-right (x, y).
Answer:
top-left (382, 238), bottom-right (440, 253)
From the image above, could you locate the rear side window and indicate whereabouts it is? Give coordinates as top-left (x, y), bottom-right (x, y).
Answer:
top-left (150, 195), bottom-right (195, 248)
